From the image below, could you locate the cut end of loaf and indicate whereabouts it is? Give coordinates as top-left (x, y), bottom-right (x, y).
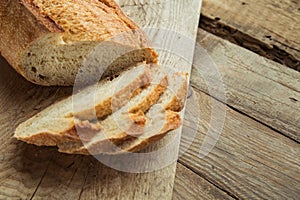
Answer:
top-left (21, 33), bottom-right (158, 86)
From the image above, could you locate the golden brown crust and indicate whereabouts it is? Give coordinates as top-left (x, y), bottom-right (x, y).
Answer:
top-left (22, 0), bottom-right (64, 32)
top-left (14, 69), bottom-right (188, 155)
top-left (15, 67), bottom-right (167, 150)
top-left (96, 0), bottom-right (139, 30)
top-left (129, 77), bottom-right (168, 113)
top-left (57, 111), bottom-right (147, 155)
top-left (26, 0), bottom-right (138, 41)
top-left (74, 65), bottom-right (152, 120)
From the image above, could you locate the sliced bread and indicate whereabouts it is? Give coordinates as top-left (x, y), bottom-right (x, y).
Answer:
top-left (58, 73), bottom-right (188, 155)
top-left (14, 64), bottom-right (167, 147)
top-left (14, 63), bottom-right (156, 145)
top-left (0, 0), bottom-right (157, 86)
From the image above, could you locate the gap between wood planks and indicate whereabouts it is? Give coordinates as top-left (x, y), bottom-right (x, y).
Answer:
top-left (174, 163), bottom-right (236, 200)
top-left (199, 0), bottom-right (300, 71)
top-left (199, 15), bottom-right (300, 71)
top-left (195, 81), bottom-right (300, 144)
top-left (178, 85), bottom-right (300, 199)
top-left (193, 29), bottom-right (300, 142)
top-left (173, 28), bottom-right (300, 199)
top-left (178, 80), bottom-right (299, 199)
top-left (176, 161), bottom-right (237, 200)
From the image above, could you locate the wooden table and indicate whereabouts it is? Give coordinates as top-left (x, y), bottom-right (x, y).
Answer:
top-left (0, 0), bottom-right (299, 199)
top-left (174, 0), bottom-right (300, 199)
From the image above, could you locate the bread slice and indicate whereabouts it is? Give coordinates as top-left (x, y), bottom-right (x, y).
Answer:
top-left (0, 0), bottom-right (157, 86)
top-left (14, 64), bottom-right (167, 147)
top-left (58, 73), bottom-right (188, 155)
top-left (111, 73), bottom-right (188, 154)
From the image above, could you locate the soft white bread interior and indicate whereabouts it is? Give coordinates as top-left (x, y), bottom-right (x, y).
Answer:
top-left (0, 0), bottom-right (157, 86)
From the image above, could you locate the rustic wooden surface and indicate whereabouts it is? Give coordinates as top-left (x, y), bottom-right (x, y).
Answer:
top-left (1, 0), bottom-right (300, 199)
top-left (193, 30), bottom-right (300, 142)
top-left (180, 87), bottom-right (300, 199)
top-left (200, 0), bottom-right (300, 71)
top-left (0, 0), bottom-right (202, 199)
top-left (173, 164), bottom-right (234, 200)
top-left (176, 30), bottom-right (300, 199)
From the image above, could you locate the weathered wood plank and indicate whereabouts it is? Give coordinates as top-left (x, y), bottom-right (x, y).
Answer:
top-left (173, 164), bottom-right (234, 200)
top-left (27, 153), bottom-right (177, 200)
top-left (200, 0), bottom-right (300, 71)
top-left (0, 0), bottom-right (202, 199)
top-left (0, 56), bottom-right (73, 199)
top-left (179, 87), bottom-right (300, 199)
top-left (192, 29), bottom-right (300, 142)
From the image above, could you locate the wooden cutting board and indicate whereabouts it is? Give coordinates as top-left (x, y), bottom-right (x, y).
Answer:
top-left (0, 0), bottom-right (202, 199)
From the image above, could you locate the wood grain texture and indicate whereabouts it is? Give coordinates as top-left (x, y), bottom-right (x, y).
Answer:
top-left (173, 164), bottom-right (233, 200)
top-left (179, 87), bottom-right (300, 199)
top-left (29, 153), bottom-right (177, 200)
top-left (200, 0), bottom-right (300, 71)
top-left (0, 56), bottom-right (73, 199)
top-left (192, 29), bottom-right (300, 142)
top-left (0, 0), bottom-right (202, 199)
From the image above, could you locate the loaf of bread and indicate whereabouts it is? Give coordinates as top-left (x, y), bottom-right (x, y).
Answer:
top-left (0, 0), bottom-right (157, 86)
top-left (14, 64), bottom-right (188, 155)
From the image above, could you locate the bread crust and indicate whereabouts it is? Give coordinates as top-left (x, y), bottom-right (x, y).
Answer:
top-left (0, 0), bottom-right (157, 86)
